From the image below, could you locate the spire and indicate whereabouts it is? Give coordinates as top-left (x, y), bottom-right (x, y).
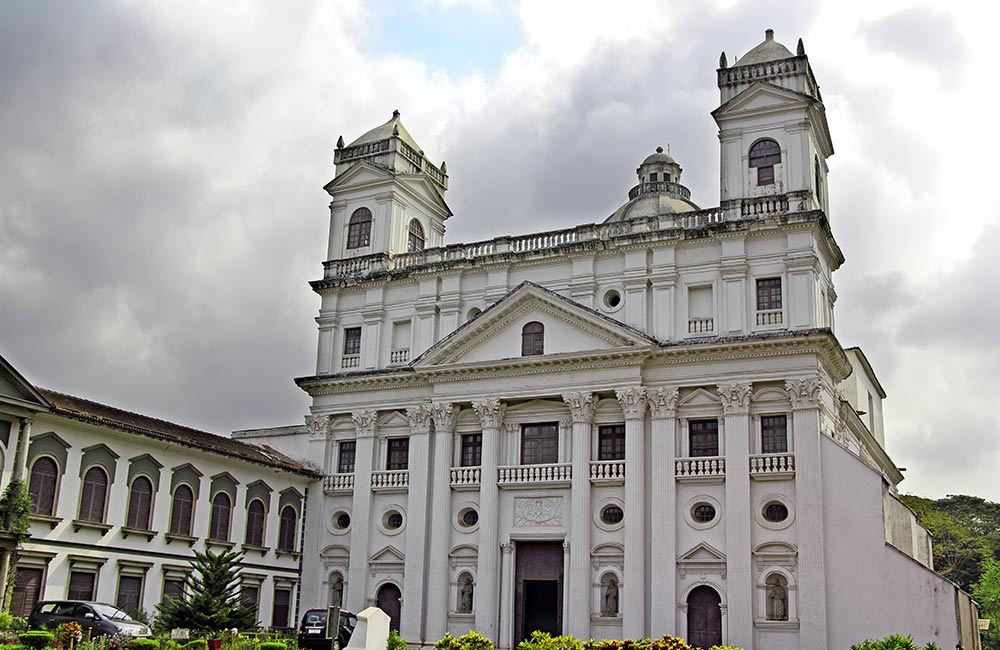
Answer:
top-left (797, 38), bottom-right (805, 56)
top-left (441, 161), bottom-right (447, 173)
top-left (719, 51), bottom-right (728, 69)
top-left (336, 135), bottom-right (344, 149)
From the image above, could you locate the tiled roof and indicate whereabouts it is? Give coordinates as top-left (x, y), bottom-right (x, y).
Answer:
top-left (38, 389), bottom-right (319, 478)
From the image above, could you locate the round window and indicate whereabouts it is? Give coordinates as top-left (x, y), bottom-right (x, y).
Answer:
top-left (386, 511), bottom-right (403, 529)
top-left (601, 505), bottom-right (624, 525)
top-left (692, 503), bottom-right (716, 523)
top-left (602, 289), bottom-right (623, 310)
top-left (764, 502), bottom-right (789, 522)
top-left (335, 512), bottom-right (351, 530)
top-left (461, 508), bottom-right (479, 527)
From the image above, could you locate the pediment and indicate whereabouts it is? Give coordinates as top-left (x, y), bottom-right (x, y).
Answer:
top-left (378, 410), bottom-right (410, 430)
top-left (752, 386), bottom-right (789, 404)
top-left (677, 542), bottom-right (727, 578)
top-left (397, 174), bottom-right (452, 217)
top-left (449, 543), bottom-right (478, 568)
top-left (678, 387), bottom-right (720, 408)
top-left (369, 545), bottom-right (405, 564)
top-left (0, 354), bottom-right (51, 414)
top-left (414, 282), bottom-right (656, 368)
top-left (678, 542), bottom-right (727, 562)
top-left (713, 82), bottom-right (814, 118)
top-left (320, 544), bottom-right (351, 560)
top-left (325, 161), bottom-right (393, 191)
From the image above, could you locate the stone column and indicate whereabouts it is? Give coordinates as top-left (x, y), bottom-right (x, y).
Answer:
top-left (562, 391), bottom-right (595, 638)
top-left (426, 403), bottom-right (457, 642)
top-left (11, 417), bottom-right (33, 483)
top-left (346, 410), bottom-right (378, 612)
top-left (648, 387), bottom-right (679, 636)
top-left (498, 541), bottom-right (515, 650)
top-left (472, 398), bottom-right (506, 639)
top-left (719, 382), bottom-right (753, 650)
top-left (402, 404), bottom-right (433, 643)
top-left (787, 377), bottom-right (828, 649)
top-left (615, 387), bottom-right (647, 637)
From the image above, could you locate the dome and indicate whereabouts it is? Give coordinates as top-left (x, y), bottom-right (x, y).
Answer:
top-left (642, 146), bottom-right (675, 166)
top-left (734, 29), bottom-right (794, 67)
top-left (604, 194), bottom-right (700, 223)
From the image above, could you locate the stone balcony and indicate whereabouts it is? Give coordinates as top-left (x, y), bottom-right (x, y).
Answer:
top-left (590, 460), bottom-right (625, 485)
top-left (322, 473), bottom-right (354, 495)
top-left (675, 456), bottom-right (726, 483)
top-left (450, 467), bottom-right (481, 490)
top-left (749, 452), bottom-right (795, 480)
top-left (372, 470), bottom-right (409, 493)
top-left (498, 463), bottom-right (571, 489)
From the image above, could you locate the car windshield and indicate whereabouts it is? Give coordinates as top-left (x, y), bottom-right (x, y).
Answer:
top-left (91, 604), bottom-right (133, 621)
top-left (303, 611), bottom-right (326, 625)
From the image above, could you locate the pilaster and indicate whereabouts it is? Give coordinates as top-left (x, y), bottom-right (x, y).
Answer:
top-left (719, 382), bottom-right (753, 650)
top-left (401, 404), bottom-right (433, 642)
top-left (426, 403), bottom-right (457, 642)
top-left (346, 410), bottom-right (378, 611)
top-left (615, 387), bottom-right (647, 637)
top-left (499, 541), bottom-right (515, 650)
top-left (472, 398), bottom-right (506, 639)
top-left (648, 387), bottom-right (678, 636)
top-left (563, 391), bottom-right (595, 637)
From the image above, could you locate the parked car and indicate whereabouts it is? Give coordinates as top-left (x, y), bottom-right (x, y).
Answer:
top-left (28, 601), bottom-right (152, 637)
top-left (297, 608), bottom-right (357, 650)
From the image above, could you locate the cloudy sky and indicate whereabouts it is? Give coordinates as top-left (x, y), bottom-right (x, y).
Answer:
top-left (1, 0), bottom-right (998, 500)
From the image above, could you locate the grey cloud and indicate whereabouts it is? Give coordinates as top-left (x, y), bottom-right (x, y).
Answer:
top-left (859, 6), bottom-right (966, 71)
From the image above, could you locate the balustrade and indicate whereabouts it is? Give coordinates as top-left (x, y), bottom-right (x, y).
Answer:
top-left (688, 317), bottom-right (715, 334)
top-left (389, 348), bottom-right (410, 364)
top-left (450, 467), bottom-right (481, 489)
top-left (756, 309), bottom-right (783, 326)
top-left (675, 456), bottom-right (726, 482)
top-left (371, 470), bottom-right (409, 491)
top-left (749, 453), bottom-right (795, 476)
top-left (741, 194), bottom-right (789, 216)
top-left (590, 460), bottom-right (625, 484)
top-left (497, 463), bottom-right (571, 487)
top-left (322, 473), bottom-right (354, 494)
top-left (341, 355), bottom-right (360, 369)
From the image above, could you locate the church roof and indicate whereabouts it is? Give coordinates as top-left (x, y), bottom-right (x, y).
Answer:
top-left (734, 29), bottom-right (795, 67)
top-left (346, 110), bottom-right (422, 152)
top-left (641, 146), bottom-right (676, 166)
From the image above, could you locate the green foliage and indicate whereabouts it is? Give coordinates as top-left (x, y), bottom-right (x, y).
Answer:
top-left (386, 630), bottom-right (406, 650)
top-left (183, 640), bottom-right (208, 650)
top-left (901, 494), bottom-right (989, 590)
top-left (127, 640), bottom-right (160, 650)
top-left (849, 633), bottom-right (940, 650)
top-left (0, 611), bottom-right (29, 632)
top-left (19, 631), bottom-right (56, 650)
top-left (517, 632), bottom-right (587, 650)
top-left (0, 479), bottom-right (33, 540)
top-left (259, 643), bottom-right (286, 650)
top-left (156, 548), bottom-right (257, 634)
top-left (706, 646), bottom-right (744, 650)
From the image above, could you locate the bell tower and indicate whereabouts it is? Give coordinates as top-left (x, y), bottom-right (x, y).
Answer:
top-left (324, 110), bottom-right (451, 261)
top-left (713, 30), bottom-right (834, 217)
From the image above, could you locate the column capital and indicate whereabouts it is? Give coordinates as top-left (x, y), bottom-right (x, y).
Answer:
top-left (351, 410), bottom-right (378, 437)
top-left (304, 414), bottom-right (334, 437)
top-left (615, 387), bottom-right (647, 420)
top-left (406, 403), bottom-right (433, 434)
top-left (430, 402), bottom-right (457, 432)
top-left (502, 541), bottom-right (515, 554)
top-left (472, 398), bottom-right (507, 429)
top-left (562, 392), bottom-right (596, 424)
top-left (648, 387), bottom-right (679, 419)
top-left (718, 382), bottom-right (753, 414)
top-left (785, 377), bottom-right (822, 409)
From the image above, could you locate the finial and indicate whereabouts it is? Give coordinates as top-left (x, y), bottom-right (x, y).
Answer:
top-left (336, 135), bottom-right (344, 149)
top-left (418, 149), bottom-right (424, 156)
top-left (796, 38), bottom-right (805, 56)
top-left (765, 28), bottom-right (774, 40)
top-left (441, 161), bottom-right (447, 173)
top-left (667, 144), bottom-right (670, 155)
top-left (719, 51), bottom-right (727, 68)
top-left (392, 124), bottom-right (399, 137)
top-left (392, 109), bottom-right (400, 119)
top-left (656, 146), bottom-right (664, 154)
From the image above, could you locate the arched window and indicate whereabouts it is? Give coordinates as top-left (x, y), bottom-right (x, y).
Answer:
top-left (126, 476), bottom-right (153, 530)
top-left (78, 466), bottom-right (108, 523)
top-left (765, 573), bottom-right (789, 621)
top-left (278, 505), bottom-right (297, 552)
top-left (346, 208), bottom-right (372, 249)
top-left (814, 155), bottom-right (823, 207)
top-left (169, 484), bottom-right (194, 536)
top-left (28, 457), bottom-right (58, 516)
top-left (749, 139), bottom-right (781, 186)
top-left (245, 499), bottom-right (266, 547)
top-left (456, 572), bottom-right (474, 613)
top-left (407, 219), bottom-right (425, 252)
top-left (209, 492), bottom-right (232, 541)
top-left (521, 321), bottom-right (544, 356)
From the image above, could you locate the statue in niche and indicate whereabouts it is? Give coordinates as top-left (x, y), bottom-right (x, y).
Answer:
top-left (601, 575), bottom-right (619, 616)
top-left (458, 574), bottom-right (474, 613)
top-left (766, 575), bottom-right (788, 621)
top-left (330, 574), bottom-right (344, 608)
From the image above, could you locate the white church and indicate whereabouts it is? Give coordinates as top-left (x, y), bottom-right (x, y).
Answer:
top-left (0, 29), bottom-right (981, 650)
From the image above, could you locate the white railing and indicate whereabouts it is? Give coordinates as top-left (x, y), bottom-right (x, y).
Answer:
top-left (498, 463), bottom-right (571, 485)
top-left (742, 194), bottom-right (789, 216)
top-left (510, 230), bottom-right (579, 253)
top-left (371, 470), bottom-right (409, 490)
top-left (756, 309), bottom-right (783, 326)
top-left (688, 317), bottom-right (714, 334)
top-left (750, 453), bottom-right (795, 475)
top-left (389, 348), bottom-right (409, 364)
top-left (322, 474), bottom-right (354, 493)
top-left (677, 209), bottom-right (724, 229)
top-left (590, 460), bottom-right (625, 482)
top-left (450, 467), bottom-right (481, 487)
top-left (675, 456), bottom-right (726, 479)
top-left (341, 355), bottom-right (360, 369)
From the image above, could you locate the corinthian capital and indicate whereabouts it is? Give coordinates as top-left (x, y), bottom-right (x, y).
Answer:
top-left (472, 398), bottom-right (506, 429)
top-left (718, 382), bottom-right (753, 413)
top-left (615, 387), bottom-right (647, 420)
top-left (405, 403), bottom-right (433, 433)
top-left (648, 387), bottom-right (679, 419)
top-left (351, 410), bottom-right (378, 437)
top-left (304, 414), bottom-right (333, 436)
top-left (786, 377), bottom-right (822, 408)
top-left (430, 402), bottom-right (457, 433)
top-left (562, 391), bottom-right (595, 424)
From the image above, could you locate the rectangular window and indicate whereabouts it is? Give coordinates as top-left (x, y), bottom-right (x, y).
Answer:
top-left (337, 441), bottom-right (356, 474)
top-left (521, 423), bottom-right (559, 465)
top-left (10, 567), bottom-right (44, 617)
top-left (598, 425), bottom-right (626, 461)
top-left (386, 438), bottom-right (409, 471)
top-left (343, 328), bottom-right (362, 356)
top-left (68, 571), bottom-right (96, 601)
top-left (162, 579), bottom-right (185, 604)
top-left (242, 584), bottom-right (260, 621)
top-left (272, 587), bottom-right (291, 628)
top-left (649, 172), bottom-right (658, 182)
top-left (461, 434), bottom-right (482, 467)
top-left (689, 419), bottom-right (719, 457)
top-left (761, 415), bottom-right (788, 454)
top-left (756, 277), bottom-right (782, 311)
top-left (757, 165), bottom-right (775, 186)
top-left (116, 574), bottom-right (143, 612)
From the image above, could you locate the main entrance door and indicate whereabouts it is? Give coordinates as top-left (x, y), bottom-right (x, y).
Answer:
top-left (686, 585), bottom-right (722, 649)
top-left (376, 583), bottom-right (402, 632)
top-left (514, 542), bottom-right (563, 643)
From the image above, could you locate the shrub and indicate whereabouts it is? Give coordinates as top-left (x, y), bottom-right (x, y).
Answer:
top-left (18, 632), bottom-right (55, 650)
top-left (0, 614), bottom-right (28, 634)
top-left (435, 631), bottom-right (494, 650)
top-left (517, 632), bottom-right (585, 650)
top-left (849, 635), bottom-right (940, 650)
top-left (127, 640), bottom-right (160, 650)
top-left (258, 643), bottom-right (286, 650)
top-left (183, 641), bottom-right (208, 650)
top-left (385, 631), bottom-right (406, 650)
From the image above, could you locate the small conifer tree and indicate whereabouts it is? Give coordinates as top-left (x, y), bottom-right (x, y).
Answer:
top-left (156, 548), bottom-right (257, 633)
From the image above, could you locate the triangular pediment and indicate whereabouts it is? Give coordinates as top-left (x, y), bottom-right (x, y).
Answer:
top-left (679, 542), bottom-right (727, 562)
top-left (713, 81), bottom-right (814, 118)
top-left (369, 545), bottom-right (405, 564)
top-left (0, 353), bottom-right (51, 415)
top-left (678, 387), bottom-right (720, 408)
top-left (414, 282), bottom-right (657, 368)
top-left (324, 161), bottom-right (393, 191)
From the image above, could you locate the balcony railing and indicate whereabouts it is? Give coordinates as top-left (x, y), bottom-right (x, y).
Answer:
top-left (341, 355), bottom-right (360, 369)
top-left (756, 309), bottom-right (783, 326)
top-left (590, 460), bottom-right (625, 484)
top-left (498, 463), bottom-right (571, 487)
top-left (675, 456), bottom-right (726, 482)
top-left (688, 317), bottom-right (714, 334)
top-left (371, 470), bottom-right (409, 492)
top-left (322, 473), bottom-right (354, 494)
top-left (450, 467), bottom-right (481, 489)
top-left (750, 453), bottom-right (795, 478)
top-left (741, 194), bottom-right (789, 216)
top-left (389, 348), bottom-right (410, 364)
top-left (627, 180), bottom-right (692, 202)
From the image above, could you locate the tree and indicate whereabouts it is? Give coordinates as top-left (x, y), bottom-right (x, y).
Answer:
top-left (156, 548), bottom-right (257, 633)
top-left (975, 558), bottom-right (1000, 650)
top-left (900, 494), bottom-right (988, 590)
top-left (0, 479), bottom-right (35, 611)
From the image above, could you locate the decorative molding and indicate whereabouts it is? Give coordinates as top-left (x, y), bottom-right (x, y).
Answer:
top-left (785, 377), bottom-right (822, 409)
top-left (430, 402), bottom-right (457, 432)
top-left (513, 497), bottom-right (563, 526)
top-left (351, 410), bottom-right (378, 437)
top-left (718, 382), bottom-right (753, 413)
top-left (615, 387), bottom-right (647, 420)
top-left (562, 392), bottom-right (596, 424)
top-left (405, 403), bottom-right (433, 433)
top-left (501, 541), bottom-right (515, 555)
top-left (304, 415), bottom-right (333, 436)
top-left (472, 398), bottom-right (507, 429)
top-left (648, 387), bottom-right (679, 419)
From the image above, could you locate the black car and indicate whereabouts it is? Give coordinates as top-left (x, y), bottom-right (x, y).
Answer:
top-left (28, 601), bottom-right (152, 637)
top-left (297, 608), bottom-right (356, 650)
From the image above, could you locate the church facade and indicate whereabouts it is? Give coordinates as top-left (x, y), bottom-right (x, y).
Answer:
top-left (235, 29), bottom-right (980, 650)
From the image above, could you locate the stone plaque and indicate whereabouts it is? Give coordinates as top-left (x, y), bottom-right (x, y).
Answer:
top-left (513, 497), bottom-right (563, 526)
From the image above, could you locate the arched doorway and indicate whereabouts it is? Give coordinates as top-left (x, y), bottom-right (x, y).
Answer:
top-left (686, 585), bottom-right (722, 649)
top-left (376, 583), bottom-right (402, 631)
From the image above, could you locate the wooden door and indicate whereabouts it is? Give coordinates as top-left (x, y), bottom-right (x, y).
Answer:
top-left (376, 583), bottom-right (402, 632)
top-left (10, 567), bottom-right (43, 617)
top-left (686, 585), bottom-right (722, 649)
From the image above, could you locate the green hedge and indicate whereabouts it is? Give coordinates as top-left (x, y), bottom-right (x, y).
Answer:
top-left (183, 640), bottom-right (208, 650)
top-left (18, 631), bottom-right (55, 650)
top-left (127, 639), bottom-right (161, 650)
top-left (259, 642), bottom-right (287, 650)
